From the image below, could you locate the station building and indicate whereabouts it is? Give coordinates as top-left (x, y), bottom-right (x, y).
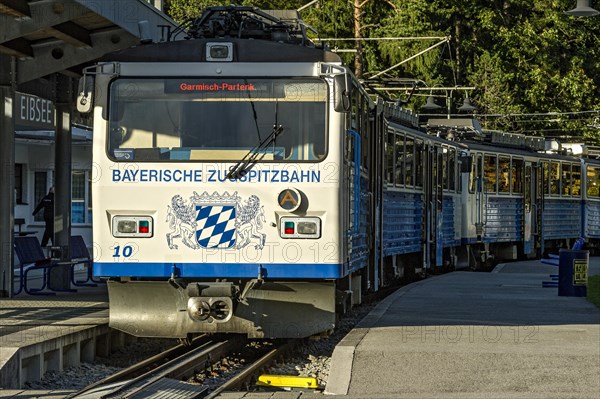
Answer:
top-left (0, 0), bottom-right (176, 297)
top-left (14, 92), bottom-right (93, 243)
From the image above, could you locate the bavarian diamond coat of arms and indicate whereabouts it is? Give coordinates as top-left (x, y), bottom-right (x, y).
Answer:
top-left (166, 191), bottom-right (265, 250)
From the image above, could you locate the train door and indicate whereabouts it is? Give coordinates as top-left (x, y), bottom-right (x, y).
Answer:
top-left (523, 162), bottom-right (535, 257)
top-left (366, 104), bottom-right (383, 290)
top-left (534, 162), bottom-right (544, 255)
top-left (474, 153), bottom-right (485, 240)
top-left (424, 143), bottom-right (443, 269)
top-left (369, 103), bottom-right (385, 288)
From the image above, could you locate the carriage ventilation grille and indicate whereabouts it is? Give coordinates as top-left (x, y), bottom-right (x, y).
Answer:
top-left (488, 131), bottom-right (545, 151)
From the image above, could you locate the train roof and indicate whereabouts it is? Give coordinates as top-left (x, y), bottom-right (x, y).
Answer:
top-left (101, 6), bottom-right (340, 64)
top-left (100, 38), bottom-right (341, 63)
top-left (419, 116), bottom-right (582, 161)
top-left (462, 140), bottom-right (583, 162)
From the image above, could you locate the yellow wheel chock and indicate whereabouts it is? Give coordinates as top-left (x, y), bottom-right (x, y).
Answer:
top-left (256, 374), bottom-right (320, 389)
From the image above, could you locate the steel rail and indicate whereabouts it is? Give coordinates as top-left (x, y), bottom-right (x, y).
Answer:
top-left (204, 341), bottom-right (291, 399)
top-left (67, 335), bottom-right (246, 399)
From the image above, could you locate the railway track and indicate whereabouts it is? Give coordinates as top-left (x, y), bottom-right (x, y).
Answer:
top-left (76, 284), bottom-right (402, 398)
top-left (67, 335), bottom-right (292, 398)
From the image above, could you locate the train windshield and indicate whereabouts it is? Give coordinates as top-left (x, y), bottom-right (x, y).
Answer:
top-left (107, 78), bottom-right (327, 162)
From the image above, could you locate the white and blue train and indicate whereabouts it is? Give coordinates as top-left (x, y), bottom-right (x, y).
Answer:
top-left (77, 6), bottom-right (600, 339)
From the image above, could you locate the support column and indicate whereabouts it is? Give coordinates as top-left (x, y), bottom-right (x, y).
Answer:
top-left (0, 55), bottom-right (15, 298)
top-left (49, 76), bottom-right (72, 290)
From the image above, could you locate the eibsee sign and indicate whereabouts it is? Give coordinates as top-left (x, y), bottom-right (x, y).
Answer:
top-left (16, 93), bottom-right (54, 130)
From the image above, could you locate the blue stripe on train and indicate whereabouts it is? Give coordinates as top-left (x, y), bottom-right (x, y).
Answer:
top-left (94, 262), bottom-right (344, 279)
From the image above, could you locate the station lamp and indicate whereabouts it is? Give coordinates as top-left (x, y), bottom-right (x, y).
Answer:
top-left (458, 92), bottom-right (477, 113)
top-left (565, 0), bottom-right (600, 16)
top-left (421, 95), bottom-right (443, 111)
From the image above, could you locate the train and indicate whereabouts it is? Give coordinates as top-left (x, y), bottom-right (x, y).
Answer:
top-left (76, 6), bottom-right (599, 339)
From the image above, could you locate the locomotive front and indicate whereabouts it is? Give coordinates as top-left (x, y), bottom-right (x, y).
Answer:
top-left (85, 9), bottom-right (350, 338)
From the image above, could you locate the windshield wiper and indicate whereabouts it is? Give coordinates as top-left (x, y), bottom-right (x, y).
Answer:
top-left (226, 125), bottom-right (284, 180)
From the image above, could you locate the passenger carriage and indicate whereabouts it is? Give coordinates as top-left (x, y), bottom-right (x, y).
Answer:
top-left (582, 155), bottom-right (600, 249)
top-left (458, 131), bottom-right (583, 264)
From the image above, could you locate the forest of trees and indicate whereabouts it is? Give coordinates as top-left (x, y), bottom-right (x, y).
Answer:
top-left (159, 0), bottom-right (600, 142)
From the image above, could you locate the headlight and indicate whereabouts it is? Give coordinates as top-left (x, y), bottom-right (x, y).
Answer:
top-left (297, 221), bottom-right (317, 235)
top-left (206, 42), bottom-right (233, 61)
top-left (112, 216), bottom-right (153, 238)
top-left (279, 217), bottom-right (321, 239)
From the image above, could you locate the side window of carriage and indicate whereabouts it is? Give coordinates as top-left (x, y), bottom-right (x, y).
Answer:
top-left (469, 153), bottom-right (483, 193)
top-left (484, 154), bottom-right (498, 193)
top-left (445, 147), bottom-right (458, 191)
top-left (394, 133), bottom-right (405, 187)
top-left (498, 156), bottom-right (510, 194)
top-left (542, 161), bottom-right (550, 195)
top-left (561, 162), bottom-right (572, 196)
top-left (587, 166), bottom-right (600, 197)
top-left (572, 163), bottom-right (581, 197)
top-left (405, 136), bottom-right (415, 188)
top-left (442, 146), bottom-right (456, 192)
top-left (385, 128), bottom-right (394, 185)
top-left (348, 84), bottom-right (367, 171)
top-left (360, 94), bottom-right (369, 172)
top-left (345, 83), bottom-right (357, 165)
top-left (414, 139), bottom-right (424, 188)
top-left (549, 161), bottom-right (560, 196)
top-left (512, 158), bottom-right (524, 194)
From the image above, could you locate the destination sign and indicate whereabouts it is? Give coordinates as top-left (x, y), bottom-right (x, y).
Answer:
top-left (177, 82), bottom-right (256, 92)
top-left (164, 79), bottom-right (282, 98)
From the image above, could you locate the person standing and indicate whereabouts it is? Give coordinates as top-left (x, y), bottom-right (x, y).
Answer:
top-left (32, 186), bottom-right (54, 246)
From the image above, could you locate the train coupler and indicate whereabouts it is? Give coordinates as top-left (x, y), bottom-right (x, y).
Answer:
top-left (186, 282), bottom-right (236, 323)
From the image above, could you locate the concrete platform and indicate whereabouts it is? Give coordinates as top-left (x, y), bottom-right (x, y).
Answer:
top-left (4, 258), bottom-right (599, 397)
top-left (326, 258), bottom-right (600, 398)
top-left (0, 285), bottom-right (116, 390)
top-left (0, 389), bottom-right (76, 398)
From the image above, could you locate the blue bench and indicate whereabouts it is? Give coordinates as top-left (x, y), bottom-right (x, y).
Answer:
top-left (13, 235), bottom-right (101, 295)
top-left (13, 236), bottom-right (76, 295)
top-left (70, 235), bottom-right (104, 286)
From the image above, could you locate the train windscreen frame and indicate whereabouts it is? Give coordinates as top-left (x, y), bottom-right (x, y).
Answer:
top-left (106, 78), bottom-right (328, 162)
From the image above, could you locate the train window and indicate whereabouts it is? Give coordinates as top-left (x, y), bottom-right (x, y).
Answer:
top-left (360, 96), bottom-right (369, 171)
top-left (484, 155), bottom-right (497, 193)
top-left (587, 166), bottom-right (600, 197)
top-left (572, 164), bottom-right (581, 197)
top-left (542, 161), bottom-right (550, 195)
top-left (437, 149), bottom-right (443, 196)
top-left (525, 164), bottom-right (531, 210)
top-left (405, 137), bottom-right (414, 187)
top-left (498, 156), bottom-right (510, 193)
top-left (107, 78), bottom-right (327, 162)
top-left (415, 140), bottom-right (423, 188)
top-left (562, 163), bottom-right (572, 196)
top-left (346, 130), bottom-right (354, 164)
top-left (352, 88), bottom-right (359, 131)
top-left (442, 147), bottom-right (448, 190)
top-left (469, 154), bottom-right (480, 193)
top-left (512, 159), bottom-right (523, 193)
top-left (362, 96), bottom-right (369, 135)
top-left (550, 162), bottom-right (560, 195)
top-left (361, 130), bottom-right (369, 171)
top-left (395, 134), bottom-right (405, 187)
top-left (385, 130), bottom-right (394, 184)
top-left (447, 148), bottom-right (456, 191)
